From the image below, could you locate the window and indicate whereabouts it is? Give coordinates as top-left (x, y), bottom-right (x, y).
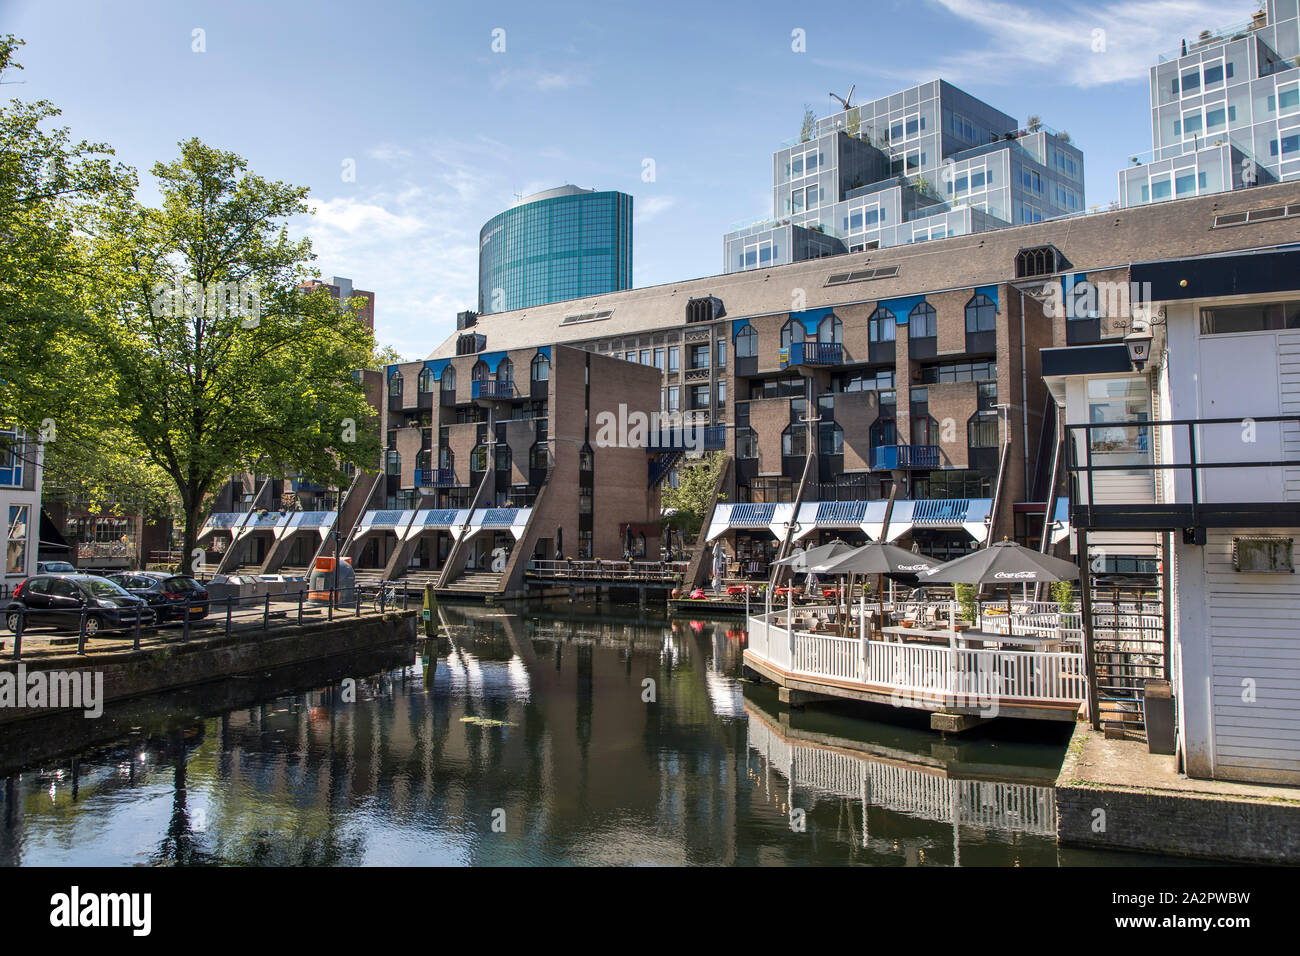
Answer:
top-left (716, 380), bottom-right (727, 407)
top-left (441, 365), bottom-right (456, 392)
top-left (911, 415), bottom-right (938, 446)
top-left (689, 343), bottom-right (710, 369)
top-left (579, 445), bottom-right (594, 471)
top-left (735, 325), bottom-right (757, 358)
top-left (386, 450), bottom-right (401, 476)
top-left (388, 371), bottom-right (403, 397)
top-left (919, 360), bottom-right (996, 384)
top-left (689, 384), bottom-right (710, 409)
top-left (471, 445), bottom-right (489, 472)
top-left (716, 339), bottom-right (727, 368)
top-left (640, 349), bottom-right (651, 366)
top-left (1200, 300), bottom-right (1300, 334)
top-left (782, 424), bottom-right (807, 458)
top-left (666, 386), bottom-right (680, 412)
top-left (909, 302), bottom-right (936, 338)
top-left (736, 427), bottom-right (758, 459)
top-left (578, 486), bottom-right (593, 515)
top-left (530, 443), bottom-right (548, 471)
top-left (818, 314), bottom-right (842, 344)
top-left (6, 504), bottom-right (28, 574)
top-left (780, 320), bottom-right (806, 348)
top-left (868, 307), bottom-right (896, 343)
top-left (819, 423), bottom-right (844, 456)
top-left (496, 444), bottom-right (511, 472)
top-left (965, 294), bottom-right (996, 333)
top-left (667, 346), bottom-right (680, 372)
top-left (472, 360), bottom-right (490, 384)
top-left (654, 347), bottom-right (665, 371)
top-left (967, 410), bottom-right (999, 448)
top-left (439, 446), bottom-right (454, 470)
top-left (497, 359), bottom-right (513, 383)
top-left (531, 352), bottom-right (550, 382)
top-left (1086, 378), bottom-right (1150, 456)
top-left (417, 367), bottom-right (435, 393)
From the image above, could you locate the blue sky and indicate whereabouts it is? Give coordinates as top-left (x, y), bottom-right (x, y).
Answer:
top-left (2, 0), bottom-right (1259, 357)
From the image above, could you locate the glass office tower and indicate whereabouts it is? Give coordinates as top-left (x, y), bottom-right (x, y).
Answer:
top-left (722, 79), bottom-right (1084, 273)
top-left (478, 185), bottom-right (633, 315)
top-left (1118, 0), bottom-right (1300, 206)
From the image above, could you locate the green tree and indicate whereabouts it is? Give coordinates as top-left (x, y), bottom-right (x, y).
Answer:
top-left (0, 35), bottom-right (134, 438)
top-left (79, 139), bottom-right (381, 574)
top-left (800, 105), bottom-right (817, 142)
top-left (372, 342), bottom-right (407, 367)
top-left (661, 451), bottom-right (727, 539)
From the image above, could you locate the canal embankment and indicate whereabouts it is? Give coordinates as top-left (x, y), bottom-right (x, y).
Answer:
top-left (1055, 722), bottom-right (1300, 864)
top-left (0, 610), bottom-right (419, 726)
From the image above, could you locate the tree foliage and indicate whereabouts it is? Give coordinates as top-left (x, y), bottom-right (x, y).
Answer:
top-left (76, 139), bottom-right (381, 572)
top-left (661, 451), bottom-right (727, 538)
top-left (0, 35), bottom-right (134, 439)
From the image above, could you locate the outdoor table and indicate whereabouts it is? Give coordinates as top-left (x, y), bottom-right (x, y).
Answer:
top-left (726, 585), bottom-right (747, 596)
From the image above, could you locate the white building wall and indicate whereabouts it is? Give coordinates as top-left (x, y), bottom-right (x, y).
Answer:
top-left (1161, 297), bottom-right (1300, 783)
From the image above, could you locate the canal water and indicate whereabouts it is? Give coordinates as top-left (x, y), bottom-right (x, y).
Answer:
top-left (0, 602), bottom-right (1179, 866)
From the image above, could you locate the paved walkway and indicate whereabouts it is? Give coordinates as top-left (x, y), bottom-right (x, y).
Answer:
top-left (1059, 723), bottom-right (1300, 804)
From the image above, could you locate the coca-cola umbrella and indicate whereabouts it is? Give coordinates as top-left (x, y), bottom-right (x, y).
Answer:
top-left (816, 542), bottom-right (944, 634)
top-left (917, 539), bottom-right (1079, 619)
top-left (772, 539), bottom-right (856, 572)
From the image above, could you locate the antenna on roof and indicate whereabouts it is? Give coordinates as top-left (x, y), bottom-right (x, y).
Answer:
top-left (829, 84), bottom-right (855, 112)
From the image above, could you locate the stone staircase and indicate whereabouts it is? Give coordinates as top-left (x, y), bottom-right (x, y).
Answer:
top-left (436, 571), bottom-right (503, 598)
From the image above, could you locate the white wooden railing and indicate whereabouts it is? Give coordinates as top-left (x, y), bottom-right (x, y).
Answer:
top-left (746, 714), bottom-right (1057, 837)
top-left (747, 610), bottom-right (1085, 705)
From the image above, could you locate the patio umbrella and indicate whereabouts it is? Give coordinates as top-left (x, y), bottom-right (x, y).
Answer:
top-left (918, 538), bottom-right (1079, 622)
top-left (773, 539), bottom-right (855, 572)
top-left (817, 543), bottom-right (944, 635)
top-left (815, 543), bottom-right (943, 577)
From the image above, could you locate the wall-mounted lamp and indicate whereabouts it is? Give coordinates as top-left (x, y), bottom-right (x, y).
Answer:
top-left (1125, 326), bottom-right (1154, 372)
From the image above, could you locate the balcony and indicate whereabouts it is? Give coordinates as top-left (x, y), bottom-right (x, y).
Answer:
top-left (415, 468), bottom-right (458, 488)
top-left (472, 379), bottom-right (515, 400)
top-left (780, 342), bottom-right (843, 368)
top-left (873, 444), bottom-right (940, 470)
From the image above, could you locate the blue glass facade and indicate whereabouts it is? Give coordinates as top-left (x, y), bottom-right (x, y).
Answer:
top-left (478, 186), bottom-right (633, 315)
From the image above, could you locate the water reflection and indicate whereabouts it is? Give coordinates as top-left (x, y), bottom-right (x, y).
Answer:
top-left (0, 602), bottom-right (1171, 866)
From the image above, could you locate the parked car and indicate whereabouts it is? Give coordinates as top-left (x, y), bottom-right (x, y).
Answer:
top-left (3, 574), bottom-right (154, 635)
top-left (104, 572), bottom-right (210, 623)
top-left (36, 560), bottom-right (77, 574)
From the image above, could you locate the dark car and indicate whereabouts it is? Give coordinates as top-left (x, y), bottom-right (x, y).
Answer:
top-left (105, 572), bottom-right (210, 623)
top-left (36, 560), bottom-right (76, 574)
top-left (3, 574), bottom-right (154, 635)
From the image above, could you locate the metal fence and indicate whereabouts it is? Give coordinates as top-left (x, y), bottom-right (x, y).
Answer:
top-left (3, 584), bottom-right (415, 662)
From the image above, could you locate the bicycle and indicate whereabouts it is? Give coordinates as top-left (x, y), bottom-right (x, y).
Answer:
top-left (373, 581), bottom-right (402, 613)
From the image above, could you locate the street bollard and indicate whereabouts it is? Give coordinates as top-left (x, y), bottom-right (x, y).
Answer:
top-left (134, 607), bottom-right (142, 651)
top-left (225, 595), bottom-right (233, 637)
top-left (77, 608), bottom-right (88, 654)
top-left (12, 611), bottom-right (22, 661)
top-left (355, 586), bottom-right (361, 617)
top-left (263, 592), bottom-right (271, 631)
top-left (183, 598), bottom-right (192, 641)
top-left (297, 588), bottom-right (304, 626)
top-left (329, 585), bottom-right (335, 621)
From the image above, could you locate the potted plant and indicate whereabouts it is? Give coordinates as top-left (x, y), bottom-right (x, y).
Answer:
top-left (955, 583), bottom-right (977, 624)
top-left (1051, 581), bottom-right (1076, 615)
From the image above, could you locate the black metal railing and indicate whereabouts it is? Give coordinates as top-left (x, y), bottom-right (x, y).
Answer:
top-left (1066, 414), bottom-right (1300, 528)
top-left (2, 584), bottom-right (418, 661)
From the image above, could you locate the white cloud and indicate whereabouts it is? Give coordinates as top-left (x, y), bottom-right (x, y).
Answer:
top-left (309, 197), bottom-right (424, 237)
top-left (636, 195), bottom-right (677, 223)
top-left (490, 67), bottom-right (587, 92)
top-left (914, 0), bottom-right (1260, 88)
